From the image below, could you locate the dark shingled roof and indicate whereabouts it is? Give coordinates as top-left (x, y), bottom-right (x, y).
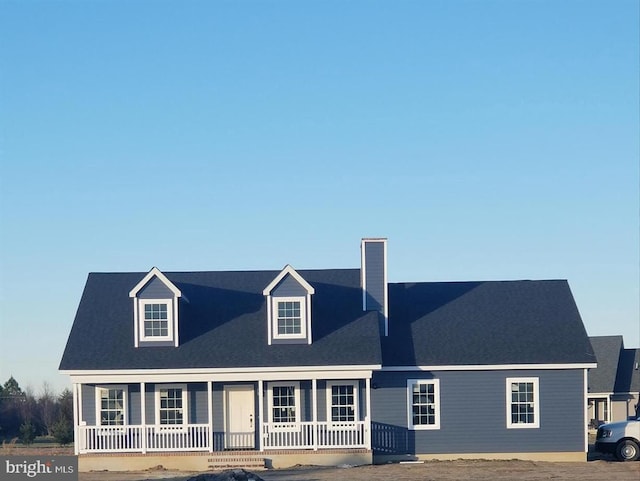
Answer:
top-left (615, 348), bottom-right (640, 394)
top-left (588, 336), bottom-right (624, 393)
top-left (383, 280), bottom-right (596, 366)
top-left (589, 335), bottom-right (640, 395)
top-left (60, 271), bottom-right (596, 371)
top-left (59, 269), bottom-right (382, 371)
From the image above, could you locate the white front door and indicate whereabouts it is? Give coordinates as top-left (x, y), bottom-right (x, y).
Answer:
top-left (225, 385), bottom-right (255, 449)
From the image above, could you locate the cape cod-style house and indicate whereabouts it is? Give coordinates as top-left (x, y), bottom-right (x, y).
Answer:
top-left (59, 238), bottom-right (597, 471)
top-left (588, 336), bottom-right (640, 428)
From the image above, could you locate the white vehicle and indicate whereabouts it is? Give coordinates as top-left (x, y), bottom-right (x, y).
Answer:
top-left (595, 414), bottom-right (640, 461)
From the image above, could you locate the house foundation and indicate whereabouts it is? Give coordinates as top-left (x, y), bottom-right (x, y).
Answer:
top-left (78, 449), bottom-right (372, 472)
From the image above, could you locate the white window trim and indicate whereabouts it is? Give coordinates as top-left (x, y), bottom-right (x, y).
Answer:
top-left (506, 377), bottom-right (540, 429)
top-left (407, 379), bottom-right (441, 430)
top-left (268, 381), bottom-right (301, 430)
top-left (155, 383), bottom-right (188, 429)
top-left (326, 381), bottom-right (359, 425)
top-left (139, 299), bottom-right (174, 342)
top-left (95, 386), bottom-right (128, 427)
top-left (272, 297), bottom-right (307, 340)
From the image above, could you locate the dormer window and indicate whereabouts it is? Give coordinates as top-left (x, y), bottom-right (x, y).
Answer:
top-left (129, 267), bottom-right (183, 348)
top-left (140, 299), bottom-right (173, 341)
top-left (273, 298), bottom-right (306, 339)
top-left (263, 265), bottom-right (315, 345)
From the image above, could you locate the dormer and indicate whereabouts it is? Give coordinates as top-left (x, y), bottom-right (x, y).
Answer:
top-left (129, 267), bottom-right (182, 348)
top-left (263, 265), bottom-right (315, 345)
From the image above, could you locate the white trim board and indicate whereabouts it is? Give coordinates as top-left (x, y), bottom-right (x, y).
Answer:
top-left (129, 267), bottom-right (182, 298)
top-left (63, 367), bottom-right (379, 384)
top-left (382, 363), bottom-right (597, 371)
top-left (262, 265), bottom-right (315, 295)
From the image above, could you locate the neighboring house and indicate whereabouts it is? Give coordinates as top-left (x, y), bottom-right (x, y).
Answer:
top-left (588, 336), bottom-right (640, 428)
top-left (59, 238), bottom-right (597, 471)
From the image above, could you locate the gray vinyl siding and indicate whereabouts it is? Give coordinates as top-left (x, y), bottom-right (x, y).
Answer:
top-left (371, 369), bottom-right (586, 455)
top-left (317, 381), bottom-right (327, 422)
top-left (188, 383), bottom-right (208, 424)
top-left (145, 384), bottom-right (155, 424)
top-left (272, 275), bottom-right (308, 297)
top-left (82, 384), bottom-right (96, 425)
top-left (138, 277), bottom-right (174, 299)
top-left (364, 241), bottom-right (385, 313)
top-left (213, 383), bottom-right (225, 451)
top-left (129, 384), bottom-right (141, 425)
top-left (138, 340), bottom-right (175, 347)
top-left (300, 381), bottom-right (311, 422)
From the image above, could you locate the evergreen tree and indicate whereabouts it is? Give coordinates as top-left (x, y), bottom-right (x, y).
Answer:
top-left (19, 421), bottom-right (36, 445)
top-left (0, 376), bottom-right (26, 438)
top-left (51, 418), bottom-right (73, 446)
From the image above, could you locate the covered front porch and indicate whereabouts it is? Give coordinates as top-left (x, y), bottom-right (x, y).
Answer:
top-left (587, 393), bottom-right (611, 430)
top-left (76, 421), bottom-right (368, 453)
top-left (71, 370), bottom-right (373, 455)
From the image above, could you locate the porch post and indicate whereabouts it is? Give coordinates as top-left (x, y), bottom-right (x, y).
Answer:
top-left (365, 378), bottom-right (372, 450)
top-left (258, 380), bottom-right (264, 451)
top-left (208, 381), bottom-right (214, 452)
top-left (72, 383), bottom-right (79, 455)
top-left (312, 379), bottom-right (318, 451)
top-left (141, 382), bottom-right (147, 453)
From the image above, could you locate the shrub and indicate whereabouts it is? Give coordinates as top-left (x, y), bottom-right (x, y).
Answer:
top-left (19, 421), bottom-right (36, 445)
top-left (51, 418), bottom-right (73, 446)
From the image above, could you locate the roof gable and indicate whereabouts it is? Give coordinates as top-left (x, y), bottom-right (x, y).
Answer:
top-left (588, 336), bottom-right (624, 393)
top-left (262, 265), bottom-right (315, 296)
top-left (129, 267), bottom-right (182, 298)
top-left (614, 348), bottom-right (640, 394)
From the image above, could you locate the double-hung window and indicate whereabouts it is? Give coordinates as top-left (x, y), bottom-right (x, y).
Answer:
top-left (277, 300), bottom-right (301, 335)
top-left (506, 377), bottom-right (540, 428)
top-left (139, 299), bottom-right (173, 342)
top-left (407, 379), bottom-right (440, 430)
top-left (327, 381), bottom-right (358, 423)
top-left (272, 298), bottom-right (306, 340)
top-left (97, 387), bottom-right (127, 426)
top-left (156, 385), bottom-right (187, 426)
top-left (269, 382), bottom-right (300, 428)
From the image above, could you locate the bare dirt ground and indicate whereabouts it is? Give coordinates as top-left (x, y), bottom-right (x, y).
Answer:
top-left (3, 445), bottom-right (639, 481)
top-left (76, 458), bottom-right (640, 481)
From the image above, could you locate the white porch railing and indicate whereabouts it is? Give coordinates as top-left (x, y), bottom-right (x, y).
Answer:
top-left (77, 425), bottom-right (210, 453)
top-left (262, 421), bottom-right (367, 449)
top-left (146, 424), bottom-right (210, 452)
top-left (78, 426), bottom-right (144, 453)
top-left (78, 422), bottom-right (367, 453)
top-left (225, 431), bottom-right (255, 449)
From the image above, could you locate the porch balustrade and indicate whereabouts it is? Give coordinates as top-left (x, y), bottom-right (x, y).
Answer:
top-left (78, 421), bottom-right (368, 453)
top-left (262, 420), bottom-right (367, 449)
top-left (77, 424), bottom-right (210, 453)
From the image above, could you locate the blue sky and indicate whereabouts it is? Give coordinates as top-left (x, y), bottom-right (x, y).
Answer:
top-left (0, 0), bottom-right (638, 393)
